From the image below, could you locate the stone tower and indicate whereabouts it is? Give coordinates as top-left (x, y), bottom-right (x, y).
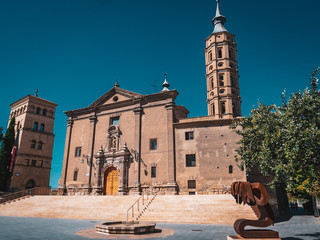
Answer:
top-left (205, 0), bottom-right (241, 118)
top-left (8, 94), bottom-right (57, 191)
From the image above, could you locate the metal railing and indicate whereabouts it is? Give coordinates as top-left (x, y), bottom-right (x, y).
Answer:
top-left (0, 187), bottom-right (50, 204)
top-left (126, 190), bottom-right (157, 223)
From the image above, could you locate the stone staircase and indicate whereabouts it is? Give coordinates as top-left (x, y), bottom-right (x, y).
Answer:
top-left (138, 195), bottom-right (256, 225)
top-left (0, 195), bottom-right (256, 225)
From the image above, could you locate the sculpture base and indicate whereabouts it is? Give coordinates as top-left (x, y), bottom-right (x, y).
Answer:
top-left (227, 236), bottom-right (281, 240)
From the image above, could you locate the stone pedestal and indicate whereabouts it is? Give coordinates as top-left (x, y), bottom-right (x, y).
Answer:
top-left (166, 183), bottom-right (178, 195)
top-left (227, 236), bottom-right (281, 240)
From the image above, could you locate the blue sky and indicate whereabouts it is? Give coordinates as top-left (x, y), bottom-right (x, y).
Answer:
top-left (0, 0), bottom-right (319, 188)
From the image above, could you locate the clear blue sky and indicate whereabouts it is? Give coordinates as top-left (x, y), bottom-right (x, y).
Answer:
top-left (0, 0), bottom-right (319, 188)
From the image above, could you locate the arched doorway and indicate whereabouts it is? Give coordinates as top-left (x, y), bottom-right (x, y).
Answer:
top-left (26, 179), bottom-right (35, 189)
top-left (104, 167), bottom-right (119, 195)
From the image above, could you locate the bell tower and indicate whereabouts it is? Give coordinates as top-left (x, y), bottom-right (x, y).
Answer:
top-left (205, 0), bottom-right (241, 118)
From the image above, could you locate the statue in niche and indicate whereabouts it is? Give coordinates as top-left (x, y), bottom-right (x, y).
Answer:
top-left (230, 181), bottom-right (279, 238)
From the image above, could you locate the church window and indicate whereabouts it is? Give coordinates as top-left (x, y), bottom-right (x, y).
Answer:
top-left (40, 123), bottom-right (45, 132)
top-left (185, 131), bottom-right (194, 140)
top-left (36, 107), bottom-right (41, 115)
top-left (208, 51), bottom-right (213, 61)
top-left (189, 191), bottom-right (196, 195)
top-left (31, 140), bottom-right (36, 149)
top-left (188, 180), bottom-right (196, 189)
top-left (33, 122), bottom-right (38, 130)
top-left (221, 103), bottom-right (226, 115)
top-left (229, 63), bottom-right (234, 68)
top-left (232, 103), bottom-right (236, 114)
top-left (220, 89), bottom-right (225, 94)
top-left (42, 109), bottom-right (47, 116)
top-left (150, 139), bottom-right (157, 150)
top-left (110, 116), bottom-right (120, 126)
top-left (39, 160), bottom-right (43, 167)
top-left (31, 160), bottom-right (36, 167)
top-left (218, 62), bottom-right (223, 67)
top-left (73, 169), bottom-right (78, 181)
top-left (212, 104), bottom-right (215, 115)
top-left (186, 154), bottom-right (196, 167)
top-left (151, 166), bottom-right (156, 178)
top-left (218, 48), bottom-right (222, 58)
top-left (75, 147), bottom-right (82, 157)
top-left (229, 165), bottom-right (233, 174)
top-left (210, 77), bottom-right (214, 89)
top-left (231, 76), bottom-right (234, 86)
top-left (38, 141), bottom-right (43, 150)
top-left (25, 159), bottom-right (30, 166)
top-left (209, 65), bottom-right (213, 71)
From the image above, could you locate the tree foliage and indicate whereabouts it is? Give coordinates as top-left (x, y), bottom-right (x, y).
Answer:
top-left (232, 68), bottom-right (320, 198)
top-left (0, 117), bottom-right (16, 191)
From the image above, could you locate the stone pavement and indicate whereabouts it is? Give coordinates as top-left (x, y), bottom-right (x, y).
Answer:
top-left (0, 215), bottom-right (318, 240)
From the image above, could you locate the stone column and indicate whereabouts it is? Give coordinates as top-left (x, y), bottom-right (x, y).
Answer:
top-left (93, 146), bottom-right (104, 195)
top-left (58, 118), bottom-right (73, 195)
top-left (165, 102), bottom-right (177, 194)
top-left (88, 114), bottom-right (97, 193)
top-left (130, 104), bottom-right (143, 194)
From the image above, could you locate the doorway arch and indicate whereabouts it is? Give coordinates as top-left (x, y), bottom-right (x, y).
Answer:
top-left (26, 179), bottom-right (35, 189)
top-left (104, 167), bottom-right (119, 195)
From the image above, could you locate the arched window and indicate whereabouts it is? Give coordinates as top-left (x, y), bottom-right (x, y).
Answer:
top-left (36, 107), bottom-right (41, 114)
top-left (218, 48), bottom-right (222, 58)
top-left (231, 76), bottom-right (234, 86)
top-left (38, 141), bottom-right (42, 150)
top-left (33, 122), bottom-right (38, 130)
top-left (229, 165), bottom-right (233, 174)
top-left (42, 109), bottom-right (47, 116)
top-left (209, 51), bottom-right (213, 61)
top-left (31, 140), bottom-right (36, 149)
top-left (212, 104), bottom-right (215, 115)
top-left (73, 169), bottom-right (78, 181)
top-left (221, 103), bottom-right (226, 115)
top-left (220, 89), bottom-right (225, 94)
top-left (40, 123), bottom-right (45, 132)
top-left (232, 103), bottom-right (236, 114)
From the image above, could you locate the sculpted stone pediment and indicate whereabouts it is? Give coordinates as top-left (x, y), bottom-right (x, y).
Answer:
top-left (89, 86), bottom-right (143, 107)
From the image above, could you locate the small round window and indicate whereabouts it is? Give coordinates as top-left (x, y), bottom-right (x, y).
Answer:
top-left (218, 62), bottom-right (223, 67)
top-left (220, 89), bottom-right (225, 94)
top-left (113, 96), bottom-right (118, 102)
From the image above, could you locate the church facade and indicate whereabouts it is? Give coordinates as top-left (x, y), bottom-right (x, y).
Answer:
top-left (59, 1), bottom-right (246, 195)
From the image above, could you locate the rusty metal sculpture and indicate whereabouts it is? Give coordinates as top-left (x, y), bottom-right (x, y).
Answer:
top-left (231, 182), bottom-right (279, 238)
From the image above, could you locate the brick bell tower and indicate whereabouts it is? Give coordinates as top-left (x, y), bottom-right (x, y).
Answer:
top-left (205, 0), bottom-right (241, 118)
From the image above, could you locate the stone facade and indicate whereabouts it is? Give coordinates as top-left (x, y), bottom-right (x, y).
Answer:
top-left (58, 1), bottom-right (246, 196)
top-left (8, 95), bottom-right (57, 191)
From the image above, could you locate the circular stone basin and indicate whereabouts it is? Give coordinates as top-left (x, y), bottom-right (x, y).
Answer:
top-left (96, 221), bottom-right (156, 234)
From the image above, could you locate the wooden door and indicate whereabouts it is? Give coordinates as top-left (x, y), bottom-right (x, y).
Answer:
top-left (104, 167), bottom-right (118, 195)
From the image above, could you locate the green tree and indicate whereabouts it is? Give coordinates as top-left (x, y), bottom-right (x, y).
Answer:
top-left (232, 68), bottom-right (320, 200)
top-left (0, 117), bottom-right (15, 191)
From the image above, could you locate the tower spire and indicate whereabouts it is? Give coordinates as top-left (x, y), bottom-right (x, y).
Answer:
top-left (212, 0), bottom-right (228, 33)
top-left (161, 73), bottom-right (170, 92)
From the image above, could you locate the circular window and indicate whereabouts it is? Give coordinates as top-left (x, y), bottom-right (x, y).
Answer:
top-left (218, 62), bottom-right (223, 67)
top-left (220, 89), bottom-right (225, 94)
top-left (209, 65), bottom-right (213, 71)
top-left (113, 96), bottom-right (118, 102)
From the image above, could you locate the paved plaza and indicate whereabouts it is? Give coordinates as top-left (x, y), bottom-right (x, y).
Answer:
top-left (0, 213), bottom-right (319, 240)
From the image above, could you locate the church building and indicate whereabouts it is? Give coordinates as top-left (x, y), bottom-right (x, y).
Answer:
top-left (59, 1), bottom-right (245, 195)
